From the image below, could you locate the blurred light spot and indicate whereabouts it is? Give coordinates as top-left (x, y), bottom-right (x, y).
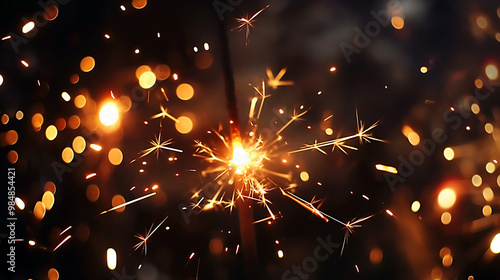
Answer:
top-left (431, 267), bottom-right (442, 280)
top-left (277, 250), bottom-right (284, 258)
top-left (485, 123), bottom-right (494, 134)
top-left (472, 174), bottom-right (482, 187)
top-left (44, 181), bottom-right (56, 194)
top-left (34, 201), bottom-right (46, 220)
top-left (329, 66), bottom-right (336, 72)
top-left (193, 46), bottom-right (198, 52)
top-left (471, 104), bottom-right (480, 114)
top-left (108, 148), bottom-right (123, 165)
top-left (120, 5), bottom-right (126, 11)
top-left (491, 233), bottom-right (500, 254)
top-left (55, 118), bottom-right (66, 131)
top-left (48, 268), bottom-right (59, 280)
top-left (62, 147), bottom-right (74, 163)
top-left (175, 116), bottom-right (193, 134)
top-left (476, 16), bottom-right (488, 29)
top-left (155, 64), bottom-right (171, 80)
top-left (194, 52), bottom-right (213, 69)
top-left (474, 78), bottom-right (483, 88)
top-left (139, 71), bottom-right (156, 89)
top-left (209, 238), bottom-right (223, 255)
top-left (7, 150), bottom-right (18, 164)
top-left (370, 248), bottom-right (383, 264)
top-left (443, 147), bottom-right (454, 161)
top-left (325, 128), bottom-right (333, 135)
top-left (90, 144), bottom-right (102, 151)
top-left (391, 16), bottom-right (404, 29)
top-left (483, 205), bottom-right (492, 217)
top-left (61, 92), bottom-right (71, 102)
top-left (80, 56), bottom-right (95, 72)
top-left (486, 162), bottom-right (496, 173)
top-left (5, 130), bottom-right (18, 145)
top-left (107, 248), bottom-right (117, 270)
top-left (21, 60), bottom-right (29, 67)
top-left (74, 95), bottom-right (87, 108)
top-left (13, 101), bottom-right (25, 118)
top-left (420, 66), bottom-right (428, 73)
top-left (468, 276), bottom-right (474, 280)
top-left (411, 201), bottom-right (420, 212)
top-left (176, 83), bottom-right (194, 100)
top-left (111, 195), bottom-right (126, 212)
top-left (104, 34), bottom-right (110, 39)
top-left (68, 115), bottom-right (81, 129)
top-left (29, 240), bottom-right (35, 246)
top-left (32, 113), bottom-right (44, 130)
top-left (1, 114), bottom-right (9, 124)
top-left (44, 5), bottom-right (58, 21)
top-left (22, 21), bottom-right (35, 33)
top-left (375, 164), bottom-right (398, 174)
top-left (135, 65), bottom-right (151, 80)
top-left (439, 247), bottom-right (451, 258)
top-left (99, 102), bottom-right (119, 126)
top-left (496, 33), bottom-right (500, 42)
top-left (204, 42), bottom-right (209, 50)
top-left (441, 212), bottom-right (452, 225)
top-left (70, 74), bottom-right (79, 84)
top-left (15, 197), bottom-right (25, 210)
top-left (408, 131), bottom-right (420, 146)
top-left (0, 74), bottom-right (3, 86)
top-left (442, 254), bottom-right (453, 267)
top-left (45, 125), bottom-right (58, 141)
top-left (42, 191), bottom-right (55, 210)
top-left (86, 184), bottom-right (100, 202)
top-left (300, 171), bottom-right (309, 182)
top-left (483, 187), bottom-right (494, 202)
top-left (132, 0), bottom-right (147, 9)
top-left (72, 136), bottom-right (86, 154)
top-left (438, 188), bottom-right (456, 209)
top-left (485, 64), bottom-right (498, 80)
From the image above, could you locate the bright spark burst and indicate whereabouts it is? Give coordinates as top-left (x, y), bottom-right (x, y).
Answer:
top-left (340, 215), bottom-right (375, 256)
top-left (267, 68), bottom-right (294, 89)
top-left (132, 132), bottom-right (183, 162)
top-left (133, 216), bottom-right (168, 255)
top-left (232, 5), bottom-right (270, 45)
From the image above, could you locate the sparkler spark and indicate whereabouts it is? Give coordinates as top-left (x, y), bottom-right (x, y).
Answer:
top-left (133, 216), bottom-right (168, 255)
top-left (232, 5), bottom-right (270, 45)
top-left (100, 192), bottom-right (157, 215)
top-left (267, 68), bottom-right (294, 89)
top-left (53, 235), bottom-right (72, 251)
top-left (132, 132), bottom-right (183, 162)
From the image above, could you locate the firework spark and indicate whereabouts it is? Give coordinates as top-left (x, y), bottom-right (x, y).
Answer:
top-left (232, 4), bottom-right (270, 45)
top-left (267, 68), bottom-right (294, 89)
top-left (131, 132), bottom-right (183, 163)
top-left (100, 192), bottom-right (157, 215)
top-left (133, 216), bottom-right (168, 255)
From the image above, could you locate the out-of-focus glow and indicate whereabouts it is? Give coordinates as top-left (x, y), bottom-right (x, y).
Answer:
top-left (90, 144), bottom-right (102, 151)
top-left (441, 212), bottom-right (452, 225)
top-left (325, 128), bottom-right (333, 135)
top-left (70, 74), bottom-right (79, 84)
top-left (485, 123), bottom-right (494, 134)
top-left (107, 248), bottom-right (117, 270)
top-left (34, 201), bottom-right (46, 220)
top-left (139, 71), bottom-right (156, 89)
top-left (111, 195), bottom-right (126, 212)
top-left (485, 64), bottom-right (498, 80)
top-left (370, 248), bottom-right (383, 264)
top-left (483, 205), bottom-right (492, 216)
top-left (490, 233), bottom-right (500, 254)
top-left (420, 66), bottom-right (428, 73)
top-left (471, 104), bottom-right (480, 114)
top-left (61, 92), bottom-right (71, 101)
top-left (48, 268), bottom-right (59, 280)
top-left (5, 130), bottom-right (19, 145)
top-left (483, 187), bottom-right (494, 202)
top-left (72, 136), bottom-right (86, 154)
top-left (42, 191), bottom-right (55, 210)
top-left (1, 114), bottom-right (9, 125)
top-left (486, 162), bottom-right (496, 173)
top-left (175, 116), bottom-right (193, 134)
top-left (438, 188), bottom-right (456, 209)
top-left (442, 254), bottom-right (453, 267)
top-left (99, 103), bottom-right (119, 126)
top-left (132, 0), bottom-right (147, 9)
top-left (300, 171), bottom-right (310, 182)
top-left (32, 113), bottom-right (44, 130)
top-left (472, 174), bottom-right (482, 187)
top-left (277, 250), bottom-right (284, 258)
top-left (408, 131), bottom-right (420, 146)
top-left (21, 60), bottom-right (29, 67)
top-left (329, 66), bottom-right (336, 72)
top-left (135, 65), bottom-right (151, 79)
top-left (443, 147), bottom-right (454, 161)
top-left (475, 78), bottom-right (483, 88)
top-left (204, 42), bottom-right (209, 50)
top-left (22, 21), bottom-right (35, 33)
top-left (411, 201), bottom-right (420, 212)
top-left (80, 56), bottom-right (95, 72)
top-left (86, 184), bottom-right (100, 202)
top-left (15, 197), bottom-right (25, 210)
top-left (29, 240), bottom-right (35, 246)
top-left (431, 267), bottom-right (442, 280)
top-left (62, 147), bottom-right (74, 163)
top-left (7, 150), bottom-right (18, 164)
top-left (391, 16), bottom-right (404, 29)
top-left (476, 16), bottom-right (488, 29)
top-left (439, 247), bottom-right (450, 258)
top-left (45, 125), bottom-right (58, 141)
top-left (44, 5), bottom-right (59, 21)
top-left (44, 181), bottom-right (56, 194)
top-left (0, 74), bottom-right (3, 86)
top-left (231, 146), bottom-right (249, 174)
top-left (108, 148), bottom-right (123, 165)
top-left (74, 95), bottom-right (87, 108)
top-left (155, 64), bottom-right (171, 80)
top-left (376, 164), bottom-right (398, 174)
top-left (68, 115), bottom-right (81, 129)
top-left (176, 83), bottom-right (194, 100)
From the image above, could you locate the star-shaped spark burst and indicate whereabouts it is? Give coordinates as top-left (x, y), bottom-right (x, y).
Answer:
top-left (131, 132), bottom-right (183, 163)
top-left (340, 215), bottom-right (375, 256)
top-left (233, 4), bottom-right (270, 45)
top-left (267, 67), bottom-right (294, 89)
top-left (133, 216), bottom-right (168, 256)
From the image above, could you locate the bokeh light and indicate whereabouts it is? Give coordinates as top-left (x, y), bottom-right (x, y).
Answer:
top-left (80, 56), bottom-right (96, 72)
top-left (438, 188), bottom-right (456, 209)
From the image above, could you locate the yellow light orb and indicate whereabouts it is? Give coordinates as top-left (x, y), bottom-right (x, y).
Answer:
top-left (175, 116), bottom-right (193, 134)
top-left (438, 188), bottom-right (456, 209)
top-left (99, 103), bottom-right (119, 126)
top-left (139, 71), bottom-right (156, 89)
top-left (490, 233), bottom-right (500, 254)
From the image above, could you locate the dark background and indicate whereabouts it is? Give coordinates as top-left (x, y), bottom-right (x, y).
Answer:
top-left (1, 0), bottom-right (500, 279)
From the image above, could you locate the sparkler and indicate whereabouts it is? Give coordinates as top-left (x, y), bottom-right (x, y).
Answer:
top-left (233, 5), bottom-right (270, 45)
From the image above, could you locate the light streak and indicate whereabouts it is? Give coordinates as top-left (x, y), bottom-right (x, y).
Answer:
top-left (100, 192), bottom-right (157, 215)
